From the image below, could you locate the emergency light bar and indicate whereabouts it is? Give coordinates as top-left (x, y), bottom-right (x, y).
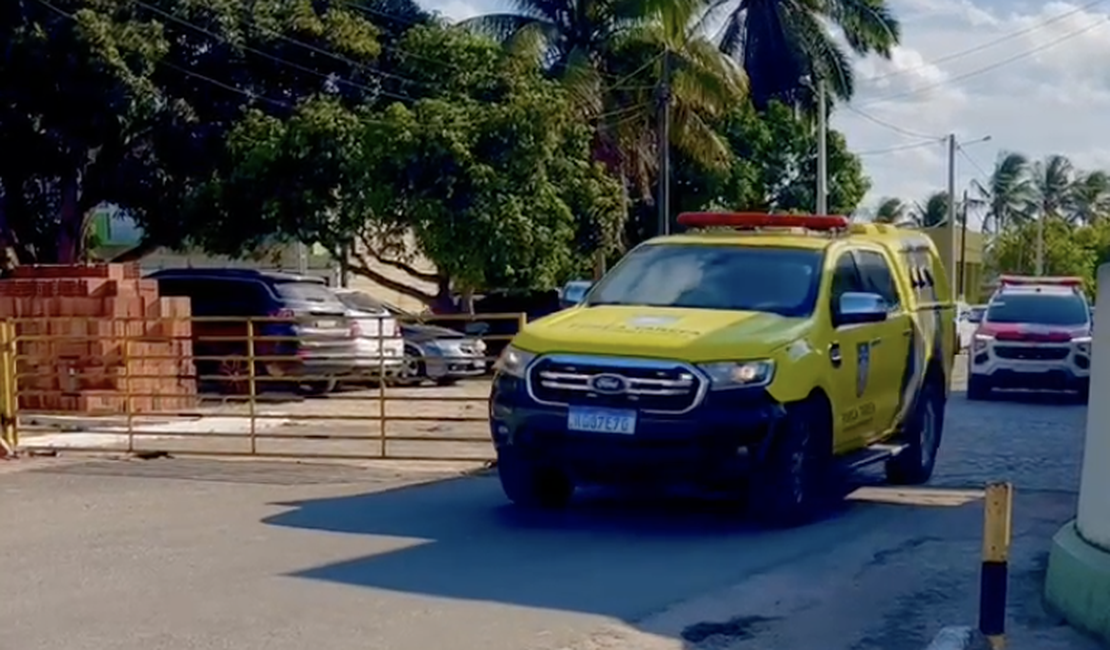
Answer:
top-left (998, 275), bottom-right (1083, 287)
top-left (676, 212), bottom-right (850, 231)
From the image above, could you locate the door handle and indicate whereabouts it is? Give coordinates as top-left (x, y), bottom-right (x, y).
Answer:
top-left (829, 342), bottom-right (842, 368)
top-left (902, 329), bottom-right (913, 337)
top-left (870, 338), bottom-right (883, 347)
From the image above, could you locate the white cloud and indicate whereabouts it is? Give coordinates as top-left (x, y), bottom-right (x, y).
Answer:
top-left (421, 0), bottom-right (1110, 214)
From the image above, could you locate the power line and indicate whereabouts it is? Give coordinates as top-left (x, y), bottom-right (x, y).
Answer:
top-left (856, 140), bottom-right (944, 156)
top-left (842, 104), bottom-right (943, 139)
top-left (33, 0), bottom-right (643, 129)
top-left (864, 0), bottom-right (1107, 85)
top-left (127, 0), bottom-right (422, 103)
top-left (958, 146), bottom-right (992, 180)
top-left (859, 17), bottom-right (1110, 107)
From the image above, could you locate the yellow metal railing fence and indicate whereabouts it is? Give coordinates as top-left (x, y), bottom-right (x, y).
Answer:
top-left (5, 312), bottom-right (525, 462)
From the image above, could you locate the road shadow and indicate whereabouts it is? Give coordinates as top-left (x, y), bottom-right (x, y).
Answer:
top-left (260, 474), bottom-right (927, 633)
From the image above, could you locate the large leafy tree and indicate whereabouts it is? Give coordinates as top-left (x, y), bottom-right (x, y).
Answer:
top-left (873, 196), bottom-right (908, 224)
top-left (0, 0), bottom-right (381, 265)
top-left (712, 0), bottom-right (901, 110)
top-left (973, 152), bottom-right (1033, 233)
top-left (193, 24), bottom-right (626, 310)
top-left (461, 0), bottom-right (746, 186)
top-left (669, 99), bottom-right (869, 229)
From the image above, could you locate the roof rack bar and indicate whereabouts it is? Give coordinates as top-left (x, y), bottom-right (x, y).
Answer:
top-left (676, 212), bottom-right (850, 232)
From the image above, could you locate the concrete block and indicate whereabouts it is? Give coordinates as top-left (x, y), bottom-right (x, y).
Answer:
top-left (1045, 520), bottom-right (1110, 645)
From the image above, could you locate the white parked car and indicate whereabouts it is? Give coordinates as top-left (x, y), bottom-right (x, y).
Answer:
top-left (333, 289), bottom-right (406, 380)
top-left (958, 304), bottom-right (986, 350)
top-left (334, 289), bottom-right (487, 386)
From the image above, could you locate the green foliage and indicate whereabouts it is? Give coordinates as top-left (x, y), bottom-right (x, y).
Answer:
top-left (193, 26), bottom-right (625, 302)
top-left (0, 0), bottom-right (383, 264)
top-left (986, 218), bottom-right (1105, 295)
top-left (672, 100), bottom-right (870, 219)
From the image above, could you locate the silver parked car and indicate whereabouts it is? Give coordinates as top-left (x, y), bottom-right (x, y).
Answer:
top-left (333, 291), bottom-right (486, 386)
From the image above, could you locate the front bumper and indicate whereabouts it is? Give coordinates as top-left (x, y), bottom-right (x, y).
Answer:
top-left (489, 374), bottom-right (785, 486)
top-left (969, 342), bottom-right (1090, 390)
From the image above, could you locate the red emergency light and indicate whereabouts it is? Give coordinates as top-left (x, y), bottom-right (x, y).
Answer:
top-left (676, 212), bottom-right (850, 231)
top-left (998, 275), bottom-right (1083, 287)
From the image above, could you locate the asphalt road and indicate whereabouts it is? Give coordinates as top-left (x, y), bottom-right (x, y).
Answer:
top-left (0, 373), bottom-right (1099, 650)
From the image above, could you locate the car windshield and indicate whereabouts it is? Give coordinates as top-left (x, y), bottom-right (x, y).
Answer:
top-left (273, 281), bottom-right (343, 306)
top-left (985, 293), bottom-right (1089, 326)
top-left (337, 291), bottom-right (389, 313)
top-left (586, 244), bottom-right (823, 317)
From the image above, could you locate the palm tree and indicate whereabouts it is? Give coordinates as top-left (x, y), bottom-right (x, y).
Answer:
top-left (1030, 154), bottom-right (1074, 221)
top-left (910, 191), bottom-right (951, 228)
top-left (873, 196), bottom-right (907, 224)
top-left (1066, 170), bottom-right (1110, 224)
top-left (711, 0), bottom-right (901, 110)
top-left (972, 152), bottom-right (1032, 233)
top-left (461, 0), bottom-right (745, 193)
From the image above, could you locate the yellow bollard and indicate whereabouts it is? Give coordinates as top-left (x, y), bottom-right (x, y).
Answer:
top-left (979, 482), bottom-right (1014, 649)
top-left (0, 320), bottom-right (18, 451)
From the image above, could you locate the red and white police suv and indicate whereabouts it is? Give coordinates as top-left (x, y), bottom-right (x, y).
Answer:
top-left (967, 275), bottom-right (1092, 400)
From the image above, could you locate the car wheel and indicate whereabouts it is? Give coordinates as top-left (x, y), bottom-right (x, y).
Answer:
top-left (435, 377), bottom-right (460, 387)
top-left (298, 379), bottom-right (337, 396)
top-left (497, 448), bottom-right (574, 509)
top-left (749, 396), bottom-right (831, 528)
top-left (886, 378), bottom-right (944, 485)
top-left (967, 375), bottom-right (992, 401)
top-left (397, 345), bottom-right (426, 386)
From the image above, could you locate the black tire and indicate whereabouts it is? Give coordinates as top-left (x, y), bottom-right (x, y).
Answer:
top-left (497, 448), bottom-right (574, 509)
top-left (886, 378), bottom-right (944, 485)
top-left (397, 345), bottom-right (426, 386)
top-left (967, 375), bottom-right (991, 401)
top-left (435, 377), bottom-right (460, 387)
top-left (749, 396), bottom-right (831, 528)
top-left (298, 379), bottom-right (337, 396)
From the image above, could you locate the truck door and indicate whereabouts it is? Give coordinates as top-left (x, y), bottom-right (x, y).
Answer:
top-left (827, 251), bottom-right (883, 451)
top-left (853, 248), bottom-right (912, 443)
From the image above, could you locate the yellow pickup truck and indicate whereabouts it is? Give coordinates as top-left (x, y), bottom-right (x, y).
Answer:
top-left (490, 213), bottom-right (956, 526)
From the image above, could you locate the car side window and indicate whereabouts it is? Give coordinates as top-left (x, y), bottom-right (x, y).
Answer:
top-left (854, 250), bottom-right (901, 310)
top-left (830, 252), bottom-right (865, 318)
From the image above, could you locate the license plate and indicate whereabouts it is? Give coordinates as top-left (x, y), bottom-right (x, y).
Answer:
top-left (315, 320), bottom-right (338, 328)
top-left (567, 407), bottom-right (637, 435)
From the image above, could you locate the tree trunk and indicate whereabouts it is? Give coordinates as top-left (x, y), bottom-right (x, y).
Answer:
top-left (55, 173), bottom-right (84, 264)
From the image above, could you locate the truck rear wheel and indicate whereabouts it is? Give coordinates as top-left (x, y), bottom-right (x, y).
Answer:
top-left (967, 375), bottom-right (991, 400)
top-left (497, 449), bottom-right (574, 509)
top-left (749, 397), bottom-right (831, 528)
top-left (886, 378), bottom-right (943, 485)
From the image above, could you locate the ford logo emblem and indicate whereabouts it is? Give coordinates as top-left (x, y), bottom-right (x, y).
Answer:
top-left (589, 374), bottom-right (627, 394)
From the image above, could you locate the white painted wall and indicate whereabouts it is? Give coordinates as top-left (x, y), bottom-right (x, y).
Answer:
top-left (1077, 263), bottom-right (1110, 551)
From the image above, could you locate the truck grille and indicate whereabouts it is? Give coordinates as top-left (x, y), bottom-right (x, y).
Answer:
top-left (528, 356), bottom-right (704, 413)
top-left (994, 345), bottom-right (1070, 361)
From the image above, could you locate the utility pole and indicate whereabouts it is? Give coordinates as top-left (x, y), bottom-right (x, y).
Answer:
top-left (1035, 206), bottom-right (1045, 276)
top-left (946, 134), bottom-right (957, 285)
top-left (657, 51), bottom-right (673, 236)
top-left (960, 188), bottom-right (969, 299)
top-left (816, 79), bottom-right (828, 215)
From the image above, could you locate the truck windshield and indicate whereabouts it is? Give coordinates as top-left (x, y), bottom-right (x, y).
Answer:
top-left (986, 294), bottom-right (1089, 326)
top-left (586, 244), bottom-right (823, 317)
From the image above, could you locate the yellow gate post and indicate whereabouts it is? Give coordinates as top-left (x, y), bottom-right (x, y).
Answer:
top-left (0, 320), bottom-right (18, 452)
top-left (979, 481), bottom-right (1014, 649)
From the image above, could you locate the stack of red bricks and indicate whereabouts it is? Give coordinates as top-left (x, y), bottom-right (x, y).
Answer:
top-left (0, 263), bottom-right (198, 414)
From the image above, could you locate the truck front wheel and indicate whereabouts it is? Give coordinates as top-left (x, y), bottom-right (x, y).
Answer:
top-left (749, 397), bottom-right (831, 528)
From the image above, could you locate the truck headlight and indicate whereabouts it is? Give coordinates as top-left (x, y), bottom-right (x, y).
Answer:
top-left (1074, 336), bottom-right (1092, 354)
top-left (494, 345), bottom-right (536, 378)
top-left (972, 334), bottom-right (993, 353)
top-left (699, 360), bottom-right (775, 389)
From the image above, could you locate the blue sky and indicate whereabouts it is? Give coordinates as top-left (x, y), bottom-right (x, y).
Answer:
top-left (416, 0), bottom-right (1110, 218)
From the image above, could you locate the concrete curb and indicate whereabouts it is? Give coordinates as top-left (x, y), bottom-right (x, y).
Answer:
top-left (924, 626), bottom-right (991, 650)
